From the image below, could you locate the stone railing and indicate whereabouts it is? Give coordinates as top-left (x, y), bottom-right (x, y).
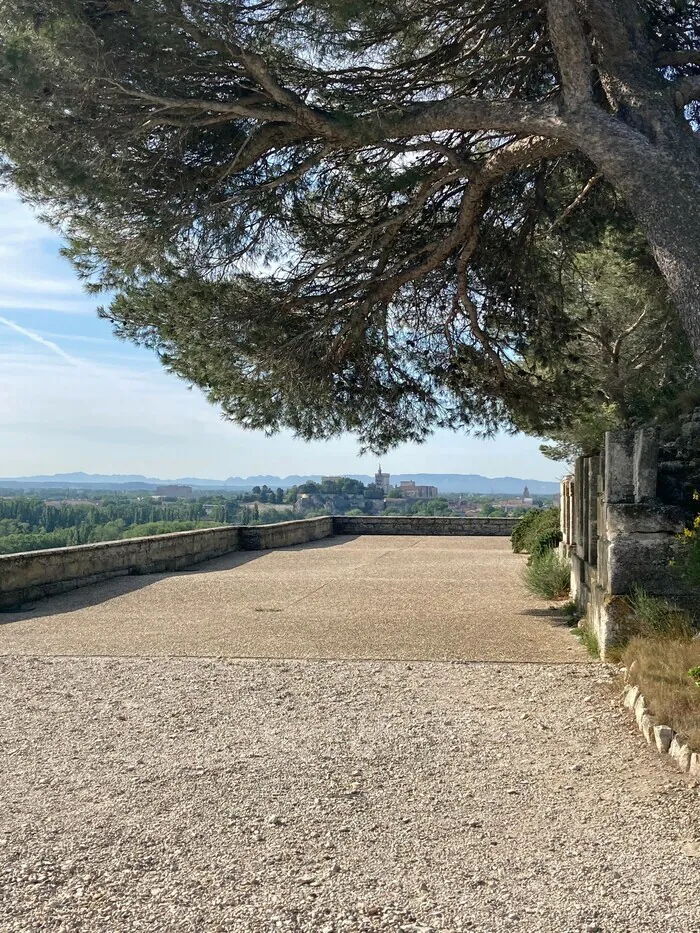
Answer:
top-left (0, 515), bottom-right (517, 609)
top-left (241, 516), bottom-right (333, 550)
top-left (0, 525), bottom-right (243, 610)
top-left (562, 426), bottom-right (693, 657)
top-left (333, 515), bottom-right (518, 536)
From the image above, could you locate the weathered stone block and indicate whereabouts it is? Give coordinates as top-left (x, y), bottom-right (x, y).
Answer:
top-left (670, 739), bottom-right (692, 772)
top-left (634, 695), bottom-right (647, 727)
top-left (604, 503), bottom-right (684, 537)
top-left (589, 586), bottom-right (631, 657)
top-left (624, 685), bottom-right (640, 710)
top-left (604, 430), bottom-right (635, 503)
top-left (633, 428), bottom-right (659, 503)
top-left (689, 753), bottom-right (700, 778)
top-left (603, 534), bottom-right (679, 595)
top-left (653, 725), bottom-right (673, 754)
top-left (640, 714), bottom-right (655, 744)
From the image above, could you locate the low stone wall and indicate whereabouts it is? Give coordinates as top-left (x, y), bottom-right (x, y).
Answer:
top-left (240, 517), bottom-right (334, 550)
top-left (332, 516), bottom-right (518, 536)
top-left (0, 525), bottom-right (242, 610)
top-left (0, 514), bottom-right (515, 610)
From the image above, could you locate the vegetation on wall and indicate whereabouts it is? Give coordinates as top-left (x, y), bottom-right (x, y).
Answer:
top-left (675, 513), bottom-right (700, 589)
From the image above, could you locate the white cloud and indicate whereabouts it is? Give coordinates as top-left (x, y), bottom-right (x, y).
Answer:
top-left (0, 297), bottom-right (95, 314)
top-left (0, 190), bottom-right (97, 315)
top-left (0, 272), bottom-right (87, 296)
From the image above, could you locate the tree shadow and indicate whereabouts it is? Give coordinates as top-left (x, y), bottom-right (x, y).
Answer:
top-left (0, 535), bottom-right (360, 624)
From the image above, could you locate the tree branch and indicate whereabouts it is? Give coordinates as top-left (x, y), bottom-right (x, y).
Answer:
top-left (612, 308), bottom-right (647, 361)
top-left (109, 82), bottom-right (297, 122)
top-left (346, 98), bottom-right (567, 146)
top-left (673, 75), bottom-right (700, 107)
top-left (546, 0), bottom-right (593, 107)
top-left (550, 172), bottom-right (603, 230)
top-left (656, 50), bottom-right (700, 68)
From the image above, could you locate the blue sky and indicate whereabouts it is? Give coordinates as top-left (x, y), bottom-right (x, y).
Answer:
top-left (0, 189), bottom-right (566, 482)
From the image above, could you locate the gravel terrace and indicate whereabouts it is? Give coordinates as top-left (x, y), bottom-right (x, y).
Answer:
top-left (0, 536), bottom-right (582, 662)
top-left (1, 537), bottom-right (699, 932)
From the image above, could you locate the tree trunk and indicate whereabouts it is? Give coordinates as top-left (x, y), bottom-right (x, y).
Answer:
top-left (575, 112), bottom-right (700, 365)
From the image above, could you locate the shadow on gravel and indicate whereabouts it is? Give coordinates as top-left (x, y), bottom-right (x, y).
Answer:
top-left (517, 606), bottom-right (573, 628)
top-left (0, 536), bottom-right (360, 624)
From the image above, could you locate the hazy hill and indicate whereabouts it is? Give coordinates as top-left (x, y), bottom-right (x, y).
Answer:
top-left (0, 472), bottom-right (560, 495)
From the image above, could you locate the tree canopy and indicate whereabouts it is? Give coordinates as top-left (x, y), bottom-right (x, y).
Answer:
top-left (1, 0), bottom-right (699, 450)
top-left (520, 229), bottom-right (699, 459)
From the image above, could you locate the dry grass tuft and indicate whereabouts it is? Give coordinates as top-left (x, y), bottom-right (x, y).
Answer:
top-left (623, 637), bottom-right (700, 750)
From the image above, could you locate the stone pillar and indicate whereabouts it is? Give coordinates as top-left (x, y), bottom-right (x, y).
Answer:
top-left (634, 427), bottom-right (659, 503)
top-left (574, 457), bottom-right (585, 557)
top-left (586, 456), bottom-right (600, 567)
top-left (604, 430), bottom-right (635, 503)
top-left (560, 475), bottom-right (574, 548)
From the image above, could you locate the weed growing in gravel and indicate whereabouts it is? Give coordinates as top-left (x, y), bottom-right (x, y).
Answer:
top-left (559, 601), bottom-right (582, 626)
top-left (572, 624), bottom-right (600, 658)
top-left (623, 638), bottom-right (700, 749)
top-left (523, 549), bottom-right (570, 600)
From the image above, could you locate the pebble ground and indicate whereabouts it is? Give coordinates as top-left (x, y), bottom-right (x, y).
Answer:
top-left (0, 536), bottom-right (587, 662)
top-left (2, 657), bottom-right (700, 933)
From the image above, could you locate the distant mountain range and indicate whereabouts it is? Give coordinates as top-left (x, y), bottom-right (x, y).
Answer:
top-left (0, 471), bottom-right (560, 495)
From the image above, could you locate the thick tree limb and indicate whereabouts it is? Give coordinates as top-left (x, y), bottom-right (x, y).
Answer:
top-left (656, 50), bottom-right (700, 67)
top-left (545, 0), bottom-right (592, 107)
top-left (674, 75), bottom-right (700, 106)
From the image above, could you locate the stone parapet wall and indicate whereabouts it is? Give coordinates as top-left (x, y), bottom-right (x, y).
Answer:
top-left (332, 516), bottom-right (518, 536)
top-left (241, 517), bottom-right (334, 550)
top-left (0, 525), bottom-right (242, 610)
top-left (1, 515), bottom-right (515, 610)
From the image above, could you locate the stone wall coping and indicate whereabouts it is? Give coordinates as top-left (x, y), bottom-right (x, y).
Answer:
top-left (0, 515), bottom-right (516, 610)
top-left (0, 525), bottom-right (237, 564)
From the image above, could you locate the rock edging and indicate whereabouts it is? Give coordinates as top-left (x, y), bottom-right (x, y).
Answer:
top-left (620, 670), bottom-right (700, 777)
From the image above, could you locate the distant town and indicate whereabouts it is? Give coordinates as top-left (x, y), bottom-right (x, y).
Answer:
top-left (0, 466), bottom-right (558, 556)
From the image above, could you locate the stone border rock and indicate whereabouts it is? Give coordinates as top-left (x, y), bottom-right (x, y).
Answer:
top-left (620, 668), bottom-right (700, 777)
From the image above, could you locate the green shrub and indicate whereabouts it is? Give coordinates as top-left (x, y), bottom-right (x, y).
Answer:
top-left (523, 549), bottom-right (571, 600)
top-left (560, 600), bottom-right (582, 626)
top-left (511, 509), bottom-right (543, 552)
top-left (511, 508), bottom-right (561, 555)
top-left (674, 512), bottom-right (700, 588)
top-left (689, 666), bottom-right (700, 687)
top-left (530, 527), bottom-right (563, 559)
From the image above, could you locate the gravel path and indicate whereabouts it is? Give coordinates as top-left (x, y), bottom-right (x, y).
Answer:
top-left (2, 657), bottom-right (700, 933)
top-left (0, 536), bottom-right (587, 662)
